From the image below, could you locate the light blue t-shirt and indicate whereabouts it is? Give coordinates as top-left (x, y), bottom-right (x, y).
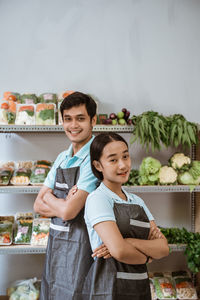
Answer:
top-left (84, 182), bottom-right (154, 251)
top-left (44, 136), bottom-right (98, 193)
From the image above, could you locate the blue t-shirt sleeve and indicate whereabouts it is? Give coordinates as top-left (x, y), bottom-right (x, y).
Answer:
top-left (77, 156), bottom-right (98, 193)
top-left (85, 192), bottom-right (116, 227)
top-left (44, 152), bottom-right (64, 189)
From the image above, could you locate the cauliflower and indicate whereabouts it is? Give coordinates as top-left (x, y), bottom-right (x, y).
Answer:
top-left (159, 166), bottom-right (178, 185)
top-left (169, 153), bottom-right (191, 171)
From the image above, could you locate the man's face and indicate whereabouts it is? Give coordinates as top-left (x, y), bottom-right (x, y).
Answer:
top-left (62, 104), bottom-right (96, 149)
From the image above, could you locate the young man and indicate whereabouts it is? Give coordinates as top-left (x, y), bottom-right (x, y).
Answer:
top-left (33, 92), bottom-right (98, 300)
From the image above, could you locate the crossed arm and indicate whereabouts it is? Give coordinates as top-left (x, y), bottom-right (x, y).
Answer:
top-left (92, 220), bottom-right (169, 265)
top-left (33, 185), bottom-right (88, 221)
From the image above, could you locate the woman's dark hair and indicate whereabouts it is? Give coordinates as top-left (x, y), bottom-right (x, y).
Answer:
top-left (90, 132), bottom-right (128, 180)
top-left (60, 91), bottom-right (97, 120)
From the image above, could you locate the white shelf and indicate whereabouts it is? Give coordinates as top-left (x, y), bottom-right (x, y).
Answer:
top-left (0, 124), bottom-right (134, 133)
top-left (0, 186), bottom-right (41, 194)
top-left (0, 185), bottom-right (199, 194)
top-left (0, 244), bottom-right (46, 254)
top-left (0, 244), bottom-right (185, 255)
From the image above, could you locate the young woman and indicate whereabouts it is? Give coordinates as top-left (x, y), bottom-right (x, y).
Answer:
top-left (83, 132), bottom-right (169, 300)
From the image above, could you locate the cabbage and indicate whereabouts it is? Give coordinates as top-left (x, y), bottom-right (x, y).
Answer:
top-left (139, 157), bottom-right (161, 185)
top-left (188, 161), bottom-right (200, 180)
top-left (178, 172), bottom-right (200, 185)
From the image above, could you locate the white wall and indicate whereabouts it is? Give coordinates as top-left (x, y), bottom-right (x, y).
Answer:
top-left (0, 0), bottom-right (200, 295)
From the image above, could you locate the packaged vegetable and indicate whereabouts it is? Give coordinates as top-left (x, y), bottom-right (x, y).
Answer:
top-left (36, 160), bottom-right (52, 167)
top-left (10, 168), bottom-right (32, 185)
top-left (31, 218), bottom-right (50, 246)
top-left (14, 213), bottom-right (33, 244)
top-left (17, 161), bottom-right (34, 169)
top-left (7, 277), bottom-right (40, 300)
top-left (58, 101), bottom-right (63, 125)
top-left (19, 93), bottom-right (38, 104)
top-left (0, 221), bottom-right (13, 245)
top-left (154, 275), bottom-right (176, 299)
top-left (36, 103), bottom-right (56, 125)
top-left (3, 91), bottom-right (20, 102)
top-left (30, 164), bottom-right (50, 185)
top-left (172, 271), bottom-right (198, 299)
top-left (149, 278), bottom-right (157, 300)
top-left (0, 167), bottom-right (13, 185)
top-left (38, 93), bottom-right (58, 104)
top-left (15, 104), bottom-right (35, 125)
top-left (0, 100), bottom-right (16, 124)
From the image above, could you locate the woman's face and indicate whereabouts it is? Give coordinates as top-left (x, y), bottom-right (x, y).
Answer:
top-left (95, 140), bottom-right (131, 185)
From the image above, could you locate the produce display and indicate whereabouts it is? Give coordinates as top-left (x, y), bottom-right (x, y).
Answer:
top-left (14, 213), bottom-right (33, 244)
top-left (153, 274), bottom-right (177, 299)
top-left (20, 93), bottom-right (38, 104)
top-left (10, 167), bottom-right (32, 185)
top-left (15, 104), bottom-right (35, 125)
top-left (102, 108), bottom-right (133, 125)
top-left (0, 221), bottom-right (13, 245)
top-left (7, 277), bottom-right (40, 300)
top-left (161, 227), bottom-right (200, 273)
top-left (149, 271), bottom-right (198, 300)
top-left (36, 103), bottom-right (56, 125)
top-left (124, 152), bottom-right (200, 189)
top-left (31, 218), bottom-right (50, 246)
top-left (0, 167), bottom-right (13, 185)
top-left (38, 93), bottom-right (57, 104)
top-left (30, 164), bottom-right (51, 185)
top-left (0, 100), bottom-right (16, 124)
top-left (172, 271), bottom-right (198, 299)
top-left (131, 111), bottom-right (198, 152)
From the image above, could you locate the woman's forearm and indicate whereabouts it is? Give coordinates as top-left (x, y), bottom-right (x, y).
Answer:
top-left (126, 238), bottom-right (169, 259)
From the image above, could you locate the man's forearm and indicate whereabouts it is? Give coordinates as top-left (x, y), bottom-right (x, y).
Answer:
top-left (43, 192), bottom-right (66, 219)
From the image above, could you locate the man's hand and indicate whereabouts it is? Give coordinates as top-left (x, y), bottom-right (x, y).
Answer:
top-left (92, 244), bottom-right (112, 259)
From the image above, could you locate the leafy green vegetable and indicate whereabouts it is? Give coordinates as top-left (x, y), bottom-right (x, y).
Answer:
top-left (178, 172), bottom-right (200, 185)
top-left (6, 112), bottom-right (16, 124)
top-left (161, 227), bottom-right (200, 273)
top-left (124, 169), bottom-right (139, 186)
top-left (25, 110), bottom-right (34, 117)
top-left (39, 109), bottom-right (54, 121)
top-left (189, 161), bottom-right (200, 180)
top-left (138, 157), bottom-right (161, 185)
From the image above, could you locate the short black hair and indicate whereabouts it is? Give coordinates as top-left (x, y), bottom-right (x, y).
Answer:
top-left (60, 91), bottom-right (97, 120)
top-left (90, 132), bottom-right (128, 180)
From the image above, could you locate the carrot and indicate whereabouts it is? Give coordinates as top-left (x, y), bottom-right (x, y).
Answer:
top-left (8, 94), bottom-right (17, 101)
top-left (3, 92), bottom-right (12, 100)
top-left (36, 103), bottom-right (54, 112)
top-left (36, 164), bottom-right (50, 169)
top-left (35, 232), bottom-right (47, 240)
top-left (1, 102), bottom-right (9, 109)
top-left (62, 91), bottom-right (74, 98)
top-left (19, 105), bottom-right (34, 112)
top-left (8, 101), bottom-right (16, 112)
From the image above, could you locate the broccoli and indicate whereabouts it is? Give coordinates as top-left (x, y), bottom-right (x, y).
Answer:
top-left (158, 166), bottom-right (178, 185)
top-left (169, 153), bottom-right (191, 171)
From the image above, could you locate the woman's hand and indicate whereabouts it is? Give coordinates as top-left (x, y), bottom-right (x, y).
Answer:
top-left (92, 243), bottom-right (112, 259)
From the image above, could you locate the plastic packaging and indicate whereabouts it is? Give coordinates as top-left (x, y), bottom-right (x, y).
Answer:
top-left (0, 219), bottom-right (13, 245)
top-left (0, 167), bottom-right (13, 185)
top-left (38, 93), bottom-right (58, 104)
top-left (0, 100), bottom-right (16, 124)
top-left (14, 213), bottom-right (33, 244)
top-left (15, 104), bottom-right (35, 125)
top-left (19, 94), bottom-right (38, 104)
top-left (30, 164), bottom-right (50, 185)
top-left (154, 274), bottom-right (176, 299)
top-left (36, 103), bottom-right (56, 125)
top-left (10, 168), bottom-right (32, 185)
top-left (31, 218), bottom-right (50, 246)
top-left (7, 277), bottom-right (40, 300)
top-left (172, 271), bottom-right (198, 299)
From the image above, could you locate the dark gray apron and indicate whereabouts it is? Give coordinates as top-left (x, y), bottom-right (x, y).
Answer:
top-left (83, 202), bottom-right (152, 300)
top-left (40, 165), bottom-right (93, 300)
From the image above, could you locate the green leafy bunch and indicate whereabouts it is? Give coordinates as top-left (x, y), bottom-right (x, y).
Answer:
top-left (131, 111), bottom-right (198, 152)
top-left (161, 227), bottom-right (200, 273)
